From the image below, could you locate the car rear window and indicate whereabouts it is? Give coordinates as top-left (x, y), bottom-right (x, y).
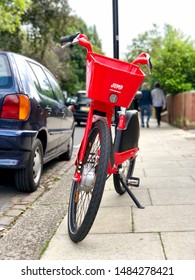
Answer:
top-left (0, 54), bottom-right (13, 89)
top-left (78, 96), bottom-right (91, 102)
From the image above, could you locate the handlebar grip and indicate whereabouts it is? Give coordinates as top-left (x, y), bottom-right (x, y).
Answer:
top-left (60, 32), bottom-right (80, 45)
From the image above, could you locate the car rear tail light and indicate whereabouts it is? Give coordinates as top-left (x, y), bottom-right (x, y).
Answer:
top-left (1, 94), bottom-right (30, 120)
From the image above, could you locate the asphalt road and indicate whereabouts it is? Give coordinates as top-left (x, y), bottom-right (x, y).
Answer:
top-left (0, 125), bottom-right (84, 208)
top-left (73, 123), bottom-right (85, 146)
top-left (0, 125), bottom-right (84, 236)
top-left (0, 125), bottom-right (85, 259)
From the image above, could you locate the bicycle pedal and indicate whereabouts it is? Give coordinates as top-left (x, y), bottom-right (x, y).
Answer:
top-left (126, 177), bottom-right (140, 187)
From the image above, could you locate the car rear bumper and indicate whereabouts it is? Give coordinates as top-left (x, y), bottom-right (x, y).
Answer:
top-left (0, 129), bottom-right (37, 168)
top-left (0, 150), bottom-right (31, 168)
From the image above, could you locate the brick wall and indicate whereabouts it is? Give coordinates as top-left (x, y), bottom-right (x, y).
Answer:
top-left (162, 91), bottom-right (195, 129)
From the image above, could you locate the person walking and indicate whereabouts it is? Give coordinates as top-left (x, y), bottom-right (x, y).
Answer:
top-left (138, 82), bottom-right (152, 128)
top-left (151, 82), bottom-right (166, 127)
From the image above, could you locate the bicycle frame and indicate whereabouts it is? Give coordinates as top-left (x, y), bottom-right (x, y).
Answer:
top-left (73, 99), bottom-right (112, 183)
top-left (60, 33), bottom-right (152, 242)
top-left (74, 101), bottom-right (138, 175)
top-left (71, 34), bottom-right (150, 185)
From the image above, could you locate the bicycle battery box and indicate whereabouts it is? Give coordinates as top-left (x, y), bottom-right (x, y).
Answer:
top-left (114, 110), bottom-right (140, 153)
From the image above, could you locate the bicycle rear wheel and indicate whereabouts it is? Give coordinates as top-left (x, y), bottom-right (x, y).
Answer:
top-left (68, 120), bottom-right (110, 243)
top-left (113, 157), bottom-right (136, 195)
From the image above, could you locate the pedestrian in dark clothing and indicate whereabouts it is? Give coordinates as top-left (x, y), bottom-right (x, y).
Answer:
top-left (133, 96), bottom-right (139, 111)
top-left (151, 82), bottom-right (166, 127)
top-left (138, 82), bottom-right (152, 128)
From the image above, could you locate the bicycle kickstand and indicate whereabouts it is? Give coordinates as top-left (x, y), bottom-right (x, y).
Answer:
top-left (118, 174), bottom-right (145, 209)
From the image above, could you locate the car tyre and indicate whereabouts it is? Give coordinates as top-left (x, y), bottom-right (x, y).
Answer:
top-left (15, 139), bottom-right (43, 192)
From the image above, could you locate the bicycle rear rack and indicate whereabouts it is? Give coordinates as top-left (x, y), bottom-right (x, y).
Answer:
top-left (117, 174), bottom-right (145, 209)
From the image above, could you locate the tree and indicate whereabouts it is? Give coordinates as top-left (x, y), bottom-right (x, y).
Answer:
top-left (22, 0), bottom-right (71, 59)
top-left (0, 30), bottom-right (23, 52)
top-left (0, 0), bottom-right (30, 32)
top-left (0, 0), bottom-right (103, 95)
top-left (126, 24), bottom-right (195, 95)
top-left (153, 25), bottom-right (195, 94)
top-left (21, 1), bottom-right (103, 95)
top-left (59, 18), bottom-right (103, 95)
top-left (125, 24), bottom-right (162, 60)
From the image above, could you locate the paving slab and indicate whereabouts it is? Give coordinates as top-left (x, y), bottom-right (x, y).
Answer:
top-left (144, 167), bottom-right (195, 177)
top-left (138, 176), bottom-right (195, 189)
top-left (135, 160), bottom-right (181, 169)
top-left (161, 232), bottom-right (195, 260)
top-left (41, 217), bottom-right (165, 260)
top-left (179, 160), bottom-right (195, 167)
top-left (40, 119), bottom-right (195, 260)
top-left (100, 189), bottom-right (151, 207)
top-left (90, 206), bottom-right (132, 234)
top-left (140, 152), bottom-right (184, 162)
top-left (149, 187), bottom-right (195, 205)
top-left (133, 205), bottom-right (195, 232)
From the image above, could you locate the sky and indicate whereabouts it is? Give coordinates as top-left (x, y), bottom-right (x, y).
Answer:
top-left (68, 0), bottom-right (195, 58)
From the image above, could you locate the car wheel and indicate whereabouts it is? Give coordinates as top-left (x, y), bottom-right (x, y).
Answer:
top-left (15, 139), bottom-right (43, 193)
top-left (59, 134), bottom-right (73, 161)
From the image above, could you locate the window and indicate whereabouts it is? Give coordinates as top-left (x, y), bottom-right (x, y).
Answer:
top-left (45, 69), bottom-right (64, 104)
top-left (28, 62), bottom-right (54, 99)
top-left (27, 62), bottom-right (42, 94)
top-left (0, 54), bottom-right (13, 89)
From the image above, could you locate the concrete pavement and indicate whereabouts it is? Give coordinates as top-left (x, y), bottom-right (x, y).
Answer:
top-left (41, 118), bottom-right (195, 260)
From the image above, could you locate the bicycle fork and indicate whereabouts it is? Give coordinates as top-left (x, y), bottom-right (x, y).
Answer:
top-left (73, 100), bottom-right (113, 183)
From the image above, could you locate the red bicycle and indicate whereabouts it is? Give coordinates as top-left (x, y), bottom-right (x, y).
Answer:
top-left (60, 33), bottom-right (152, 243)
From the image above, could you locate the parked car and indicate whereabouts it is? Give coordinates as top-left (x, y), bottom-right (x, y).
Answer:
top-left (0, 51), bottom-right (75, 192)
top-left (65, 96), bottom-right (77, 107)
top-left (69, 90), bottom-right (91, 125)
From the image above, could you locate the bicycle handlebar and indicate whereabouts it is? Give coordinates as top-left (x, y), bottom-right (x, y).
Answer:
top-left (60, 32), bottom-right (152, 72)
top-left (60, 32), bottom-right (80, 45)
top-left (132, 53), bottom-right (152, 73)
top-left (60, 32), bottom-right (92, 52)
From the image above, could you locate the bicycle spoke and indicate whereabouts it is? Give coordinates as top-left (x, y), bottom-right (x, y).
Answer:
top-left (76, 190), bottom-right (91, 227)
top-left (68, 120), bottom-right (110, 242)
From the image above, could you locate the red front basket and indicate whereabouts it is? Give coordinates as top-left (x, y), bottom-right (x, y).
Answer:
top-left (86, 52), bottom-right (145, 108)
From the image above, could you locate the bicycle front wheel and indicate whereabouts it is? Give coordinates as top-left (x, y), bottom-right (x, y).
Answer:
top-left (68, 120), bottom-right (110, 243)
top-left (113, 157), bottom-right (136, 195)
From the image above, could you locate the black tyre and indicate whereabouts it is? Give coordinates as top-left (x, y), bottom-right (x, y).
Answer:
top-left (68, 120), bottom-right (110, 243)
top-left (59, 134), bottom-right (73, 161)
top-left (15, 139), bottom-right (43, 192)
top-left (113, 157), bottom-right (136, 195)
